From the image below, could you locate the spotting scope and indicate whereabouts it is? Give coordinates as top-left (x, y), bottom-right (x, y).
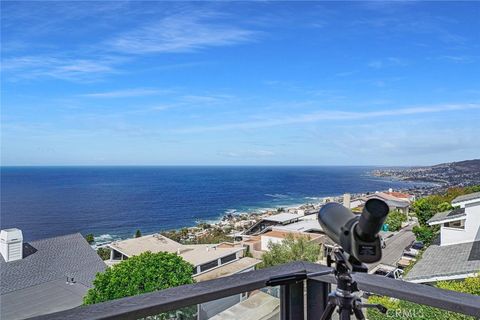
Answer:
top-left (318, 199), bottom-right (389, 264)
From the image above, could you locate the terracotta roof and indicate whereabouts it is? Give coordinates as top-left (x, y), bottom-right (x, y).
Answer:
top-left (385, 191), bottom-right (411, 199)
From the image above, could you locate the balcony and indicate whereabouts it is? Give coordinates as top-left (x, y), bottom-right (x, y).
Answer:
top-left (28, 261), bottom-right (479, 320)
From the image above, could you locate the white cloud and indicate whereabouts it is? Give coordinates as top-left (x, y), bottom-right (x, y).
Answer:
top-left (2, 55), bottom-right (122, 81)
top-left (219, 150), bottom-right (275, 158)
top-left (108, 11), bottom-right (257, 54)
top-left (174, 103), bottom-right (480, 133)
top-left (368, 57), bottom-right (407, 69)
top-left (81, 88), bottom-right (170, 98)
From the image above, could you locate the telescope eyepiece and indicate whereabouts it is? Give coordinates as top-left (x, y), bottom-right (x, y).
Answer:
top-left (356, 199), bottom-right (389, 242)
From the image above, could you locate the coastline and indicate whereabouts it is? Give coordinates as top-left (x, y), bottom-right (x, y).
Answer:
top-left (92, 177), bottom-right (441, 248)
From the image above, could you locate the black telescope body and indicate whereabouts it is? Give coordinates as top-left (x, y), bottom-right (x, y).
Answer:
top-left (318, 199), bottom-right (389, 264)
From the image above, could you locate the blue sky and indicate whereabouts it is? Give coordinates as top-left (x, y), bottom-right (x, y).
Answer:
top-left (1, 1), bottom-right (479, 166)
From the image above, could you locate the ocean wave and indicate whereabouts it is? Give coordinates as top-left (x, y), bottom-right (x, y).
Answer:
top-left (265, 193), bottom-right (289, 199)
top-left (92, 233), bottom-right (122, 248)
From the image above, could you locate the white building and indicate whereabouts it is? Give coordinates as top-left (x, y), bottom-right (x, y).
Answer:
top-left (405, 192), bottom-right (480, 283)
top-left (427, 192), bottom-right (480, 246)
top-left (107, 234), bottom-right (260, 320)
top-left (107, 234), bottom-right (258, 279)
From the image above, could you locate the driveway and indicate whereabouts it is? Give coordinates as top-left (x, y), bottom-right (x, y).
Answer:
top-left (368, 223), bottom-right (416, 271)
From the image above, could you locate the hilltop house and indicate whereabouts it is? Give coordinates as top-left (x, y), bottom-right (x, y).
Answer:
top-left (107, 234), bottom-right (260, 320)
top-left (0, 229), bottom-right (106, 320)
top-left (405, 192), bottom-right (480, 283)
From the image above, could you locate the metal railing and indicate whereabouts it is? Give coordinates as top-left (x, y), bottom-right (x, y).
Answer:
top-left (29, 261), bottom-right (480, 320)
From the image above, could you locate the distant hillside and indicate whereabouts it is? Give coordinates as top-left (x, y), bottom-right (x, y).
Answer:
top-left (432, 159), bottom-right (480, 172)
top-left (373, 159), bottom-right (480, 187)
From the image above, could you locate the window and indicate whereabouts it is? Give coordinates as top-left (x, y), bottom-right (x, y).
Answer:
top-left (112, 250), bottom-right (122, 260)
top-left (220, 253), bottom-right (237, 265)
top-left (200, 260), bottom-right (218, 272)
top-left (444, 220), bottom-right (465, 229)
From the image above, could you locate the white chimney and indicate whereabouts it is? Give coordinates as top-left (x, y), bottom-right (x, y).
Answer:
top-left (343, 193), bottom-right (351, 209)
top-left (0, 228), bottom-right (23, 262)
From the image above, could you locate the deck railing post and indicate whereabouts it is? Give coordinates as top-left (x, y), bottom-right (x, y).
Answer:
top-left (280, 281), bottom-right (305, 320)
top-left (306, 279), bottom-right (330, 320)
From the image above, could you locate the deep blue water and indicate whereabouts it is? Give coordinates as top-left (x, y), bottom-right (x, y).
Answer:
top-left (1, 166), bottom-right (425, 241)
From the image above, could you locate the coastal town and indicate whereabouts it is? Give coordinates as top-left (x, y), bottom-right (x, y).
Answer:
top-left (2, 160), bottom-right (479, 319)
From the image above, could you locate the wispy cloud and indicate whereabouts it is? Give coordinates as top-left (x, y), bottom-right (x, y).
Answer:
top-left (81, 88), bottom-right (171, 98)
top-left (1, 55), bottom-right (123, 82)
top-left (174, 103), bottom-right (480, 133)
top-left (368, 57), bottom-right (407, 69)
top-left (219, 149), bottom-right (275, 159)
top-left (438, 55), bottom-right (476, 64)
top-left (108, 11), bottom-right (257, 54)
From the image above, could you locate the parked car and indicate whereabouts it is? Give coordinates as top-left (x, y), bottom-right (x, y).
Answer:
top-left (403, 240), bottom-right (424, 257)
top-left (371, 264), bottom-right (404, 279)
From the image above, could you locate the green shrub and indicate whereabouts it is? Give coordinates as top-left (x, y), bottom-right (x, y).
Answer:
top-left (259, 234), bottom-right (321, 268)
top-left (368, 295), bottom-right (474, 320)
top-left (413, 225), bottom-right (438, 246)
top-left (385, 210), bottom-right (407, 232)
top-left (84, 251), bottom-right (194, 305)
top-left (96, 247), bottom-right (111, 260)
top-left (84, 233), bottom-right (95, 244)
top-left (368, 275), bottom-right (480, 320)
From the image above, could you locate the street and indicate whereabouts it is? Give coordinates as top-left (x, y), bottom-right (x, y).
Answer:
top-left (368, 223), bottom-right (416, 271)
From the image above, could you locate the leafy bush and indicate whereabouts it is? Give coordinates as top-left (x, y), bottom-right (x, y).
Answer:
top-left (259, 234), bottom-right (321, 268)
top-left (96, 247), bottom-right (111, 260)
top-left (437, 274), bottom-right (480, 295)
top-left (385, 210), bottom-right (407, 231)
top-left (84, 251), bottom-right (195, 305)
top-left (367, 275), bottom-right (480, 320)
top-left (368, 295), bottom-right (474, 320)
top-left (84, 233), bottom-right (95, 244)
top-left (413, 225), bottom-right (438, 246)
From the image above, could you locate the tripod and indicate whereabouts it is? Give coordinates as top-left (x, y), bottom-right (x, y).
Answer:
top-left (266, 248), bottom-right (388, 320)
top-left (317, 249), bottom-right (387, 320)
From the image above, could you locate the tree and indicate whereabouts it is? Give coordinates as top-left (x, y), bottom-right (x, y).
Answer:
top-left (134, 229), bottom-right (142, 238)
top-left (437, 202), bottom-right (453, 213)
top-left (84, 251), bottom-right (195, 305)
top-left (413, 225), bottom-right (438, 246)
top-left (385, 210), bottom-right (407, 232)
top-left (96, 247), bottom-right (110, 260)
top-left (259, 234), bottom-right (321, 268)
top-left (85, 233), bottom-right (95, 244)
top-left (412, 198), bottom-right (439, 226)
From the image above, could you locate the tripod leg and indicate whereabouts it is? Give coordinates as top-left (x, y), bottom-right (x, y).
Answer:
top-left (353, 306), bottom-right (365, 320)
top-left (319, 301), bottom-right (337, 320)
top-left (340, 307), bottom-right (352, 320)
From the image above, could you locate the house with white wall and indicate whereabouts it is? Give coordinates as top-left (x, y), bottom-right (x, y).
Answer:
top-left (426, 193), bottom-right (480, 246)
top-left (405, 192), bottom-right (480, 284)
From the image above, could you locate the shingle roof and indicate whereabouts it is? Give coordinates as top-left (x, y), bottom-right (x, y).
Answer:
top-left (405, 240), bottom-right (480, 283)
top-left (0, 233), bottom-right (106, 295)
top-left (452, 192), bottom-right (480, 204)
top-left (427, 207), bottom-right (466, 225)
top-left (0, 233), bottom-right (106, 319)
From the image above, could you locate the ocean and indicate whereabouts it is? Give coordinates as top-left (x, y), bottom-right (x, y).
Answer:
top-left (1, 166), bottom-right (425, 241)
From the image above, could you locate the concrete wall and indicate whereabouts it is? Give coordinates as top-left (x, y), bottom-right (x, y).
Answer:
top-left (261, 236), bottom-right (283, 251)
